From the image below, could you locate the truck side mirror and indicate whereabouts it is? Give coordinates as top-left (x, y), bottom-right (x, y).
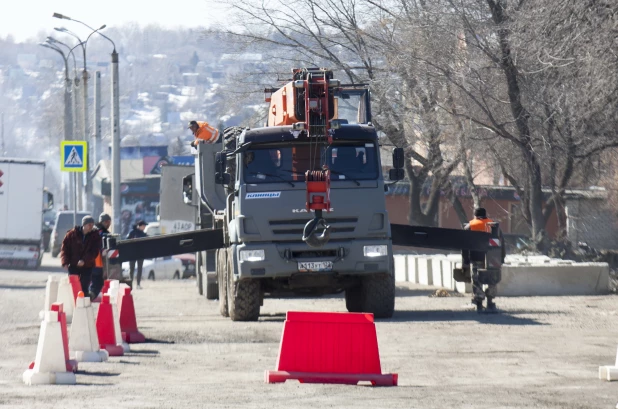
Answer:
top-left (182, 174), bottom-right (193, 204)
top-left (389, 168), bottom-right (405, 181)
top-left (215, 152), bottom-right (231, 185)
top-left (392, 147), bottom-right (404, 169)
top-left (389, 147), bottom-right (405, 181)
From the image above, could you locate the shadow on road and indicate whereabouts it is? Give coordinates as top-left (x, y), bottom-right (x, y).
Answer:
top-left (386, 309), bottom-right (545, 325)
top-left (0, 284), bottom-right (46, 290)
top-left (126, 349), bottom-right (160, 356)
top-left (77, 371), bottom-right (120, 377)
top-left (259, 312), bottom-right (287, 322)
top-left (144, 338), bottom-right (175, 344)
top-left (395, 286), bottom-right (440, 298)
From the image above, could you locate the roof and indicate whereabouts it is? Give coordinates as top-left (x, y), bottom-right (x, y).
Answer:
top-left (241, 124), bottom-right (379, 145)
top-left (0, 158), bottom-right (45, 166)
top-left (92, 160), bottom-right (160, 182)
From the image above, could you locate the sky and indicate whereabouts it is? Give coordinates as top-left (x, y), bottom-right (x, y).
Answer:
top-left (0, 0), bottom-right (228, 42)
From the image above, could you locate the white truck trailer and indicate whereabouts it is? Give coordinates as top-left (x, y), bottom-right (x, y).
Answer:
top-left (0, 158), bottom-right (53, 269)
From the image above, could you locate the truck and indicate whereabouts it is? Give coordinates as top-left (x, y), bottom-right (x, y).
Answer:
top-left (106, 68), bottom-right (502, 319)
top-left (0, 158), bottom-right (54, 269)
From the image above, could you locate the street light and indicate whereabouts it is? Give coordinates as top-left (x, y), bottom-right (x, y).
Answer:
top-left (46, 37), bottom-right (87, 210)
top-left (46, 37), bottom-right (79, 85)
top-left (39, 42), bottom-right (75, 210)
top-left (54, 12), bottom-right (121, 233)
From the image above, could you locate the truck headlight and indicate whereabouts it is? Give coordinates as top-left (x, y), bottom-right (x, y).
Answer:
top-left (364, 245), bottom-right (387, 257)
top-left (239, 249), bottom-right (265, 262)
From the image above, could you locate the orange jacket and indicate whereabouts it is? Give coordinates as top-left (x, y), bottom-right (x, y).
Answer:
top-left (468, 217), bottom-right (494, 232)
top-left (194, 121), bottom-right (220, 144)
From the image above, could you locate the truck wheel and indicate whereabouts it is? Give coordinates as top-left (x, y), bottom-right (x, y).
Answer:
top-left (205, 276), bottom-right (218, 300)
top-left (360, 273), bottom-right (395, 319)
top-left (197, 253), bottom-right (204, 295)
top-left (217, 249), bottom-right (229, 317)
top-left (345, 286), bottom-right (363, 313)
top-left (226, 249), bottom-right (260, 321)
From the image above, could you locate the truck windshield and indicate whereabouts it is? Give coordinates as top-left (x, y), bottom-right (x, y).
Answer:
top-left (243, 141), bottom-right (379, 184)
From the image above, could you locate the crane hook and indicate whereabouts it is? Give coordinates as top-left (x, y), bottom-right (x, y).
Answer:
top-left (302, 212), bottom-right (331, 248)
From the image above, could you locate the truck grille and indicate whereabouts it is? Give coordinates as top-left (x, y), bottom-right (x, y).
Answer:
top-left (269, 217), bottom-right (358, 236)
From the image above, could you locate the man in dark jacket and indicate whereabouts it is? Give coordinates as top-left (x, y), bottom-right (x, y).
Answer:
top-left (127, 220), bottom-right (148, 289)
top-left (91, 213), bottom-right (112, 299)
top-left (60, 216), bottom-right (102, 295)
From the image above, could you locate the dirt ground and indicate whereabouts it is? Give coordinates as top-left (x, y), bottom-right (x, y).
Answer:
top-left (0, 254), bottom-right (617, 409)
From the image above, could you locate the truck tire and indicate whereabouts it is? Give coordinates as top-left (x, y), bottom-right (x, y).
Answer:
top-left (217, 249), bottom-right (229, 317)
top-left (360, 273), bottom-right (395, 319)
top-left (197, 253), bottom-right (204, 295)
top-left (226, 248), bottom-right (260, 321)
top-left (206, 279), bottom-right (218, 300)
top-left (345, 286), bottom-right (363, 313)
top-left (205, 251), bottom-right (219, 300)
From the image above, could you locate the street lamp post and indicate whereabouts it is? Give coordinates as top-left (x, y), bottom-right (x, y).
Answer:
top-left (53, 28), bottom-right (102, 213)
top-left (47, 37), bottom-right (84, 210)
top-left (39, 42), bottom-right (75, 209)
top-left (53, 12), bottom-right (121, 234)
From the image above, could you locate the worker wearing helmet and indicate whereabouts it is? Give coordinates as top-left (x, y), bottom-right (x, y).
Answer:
top-left (189, 121), bottom-right (220, 147)
top-left (462, 207), bottom-right (505, 312)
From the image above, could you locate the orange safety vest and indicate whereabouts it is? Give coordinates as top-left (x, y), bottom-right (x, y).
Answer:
top-left (469, 217), bottom-right (494, 233)
top-left (95, 252), bottom-right (103, 268)
top-left (194, 121), bottom-right (220, 144)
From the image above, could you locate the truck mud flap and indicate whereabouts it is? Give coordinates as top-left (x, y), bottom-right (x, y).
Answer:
top-left (391, 224), bottom-right (491, 252)
top-left (109, 229), bottom-right (225, 263)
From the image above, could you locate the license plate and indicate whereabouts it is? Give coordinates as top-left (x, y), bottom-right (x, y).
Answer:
top-left (298, 261), bottom-right (333, 272)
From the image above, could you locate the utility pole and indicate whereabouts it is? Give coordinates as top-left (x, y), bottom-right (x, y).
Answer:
top-left (72, 81), bottom-right (83, 210)
top-left (93, 71), bottom-right (103, 217)
top-left (94, 71), bottom-right (101, 165)
top-left (111, 49), bottom-right (122, 234)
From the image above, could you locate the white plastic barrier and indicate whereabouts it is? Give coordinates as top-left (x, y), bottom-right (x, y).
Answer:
top-left (394, 255), bottom-right (408, 282)
top-left (440, 259), bottom-right (456, 291)
top-left (407, 255), bottom-right (418, 284)
top-left (430, 257), bottom-right (443, 288)
top-left (417, 257), bottom-right (433, 286)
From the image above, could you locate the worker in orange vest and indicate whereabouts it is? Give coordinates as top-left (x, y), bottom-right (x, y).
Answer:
top-left (462, 208), bottom-right (505, 312)
top-left (189, 120), bottom-right (220, 147)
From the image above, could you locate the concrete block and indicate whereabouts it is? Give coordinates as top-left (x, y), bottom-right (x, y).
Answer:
top-left (441, 259), bottom-right (456, 291)
top-left (394, 255), bottom-right (408, 282)
top-left (498, 263), bottom-right (609, 296)
top-left (417, 258), bottom-right (433, 286)
top-left (431, 258), bottom-right (443, 287)
top-left (407, 256), bottom-right (418, 283)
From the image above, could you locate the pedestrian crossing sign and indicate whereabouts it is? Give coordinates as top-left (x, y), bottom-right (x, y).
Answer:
top-left (60, 141), bottom-right (88, 172)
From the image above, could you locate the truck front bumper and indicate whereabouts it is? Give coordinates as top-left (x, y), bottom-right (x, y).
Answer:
top-left (235, 239), bottom-right (392, 279)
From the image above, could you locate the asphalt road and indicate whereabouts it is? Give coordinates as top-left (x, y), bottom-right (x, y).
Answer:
top-left (0, 254), bottom-right (617, 408)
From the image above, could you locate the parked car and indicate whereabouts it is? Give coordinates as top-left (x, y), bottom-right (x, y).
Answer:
top-left (173, 253), bottom-right (196, 278)
top-left (121, 256), bottom-right (183, 281)
top-left (50, 211), bottom-right (91, 257)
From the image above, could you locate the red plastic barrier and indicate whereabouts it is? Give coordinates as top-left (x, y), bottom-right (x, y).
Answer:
top-left (95, 295), bottom-right (124, 356)
top-left (117, 287), bottom-right (145, 343)
top-left (50, 302), bottom-right (78, 372)
top-left (68, 275), bottom-right (82, 302)
top-left (101, 280), bottom-right (111, 296)
top-left (265, 311), bottom-right (397, 386)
